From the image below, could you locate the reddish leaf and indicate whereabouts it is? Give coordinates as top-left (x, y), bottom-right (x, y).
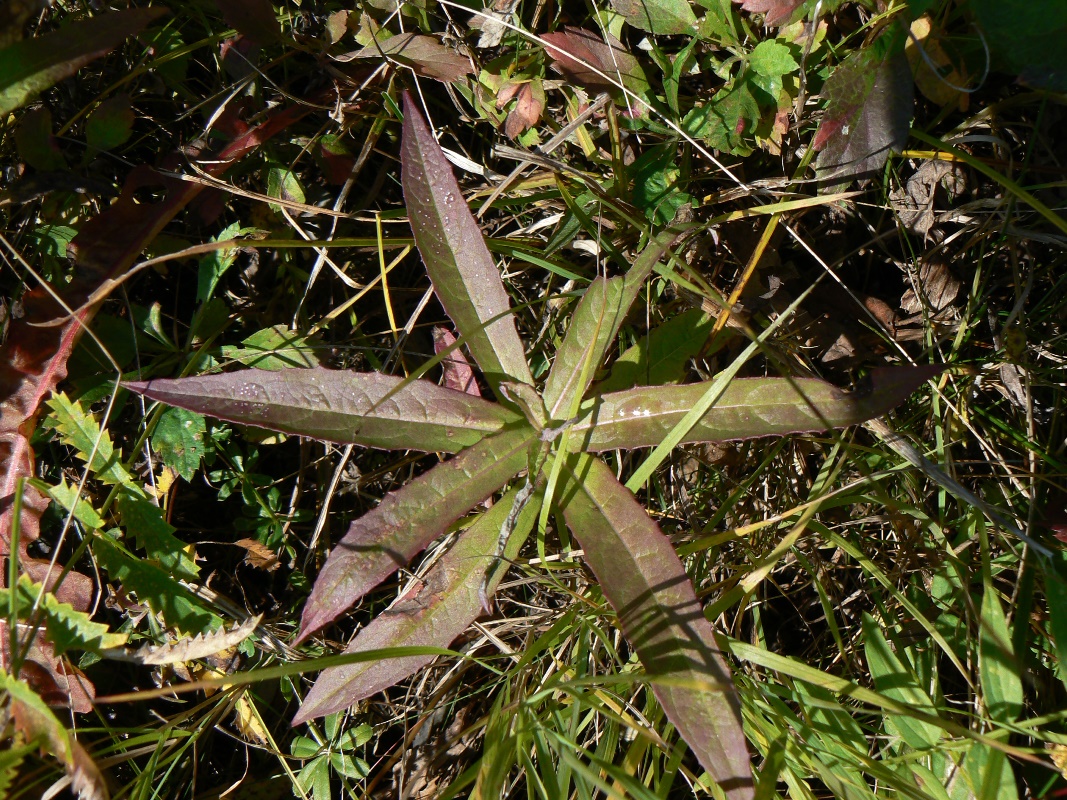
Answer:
top-left (504, 82), bottom-right (545, 140)
top-left (401, 92), bottom-right (532, 394)
top-left (814, 34), bottom-right (914, 188)
top-left (0, 623), bottom-right (94, 713)
top-left (127, 368), bottom-right (514, 454)
top-left (433, 327), bottom-right (481, 397)
top-left (340, 32), bottom-right (472, 83)
top-left (541, 27), bottom-right (650, 96)
top-left (558, 454), bottom-right (753, 799)
top-left (733, 0), bottom-right (804, 27)
top-left (212, 0), bottom-right (281, 45)
top-left (297, 425), bottom-right (537, 640)
top-left (293, 483), bottom-right (540, 722)
top-left (0, 6), bottom-right (168, 115)
top-left (571, 366), bottom-right (941, 451)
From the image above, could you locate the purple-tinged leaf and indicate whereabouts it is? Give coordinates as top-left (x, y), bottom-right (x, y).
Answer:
top-left (339, 32), bottom-right (473, 83)
top-left (126, 368), bottom-right (518, 454)
top-left (433, 326), bottom-right (480, 397)
top-left (293, 483), bottom-right (540, 723)
top-left (557, 454), bottom-right (753, 800)
top-left (571, 367), bottom-right (941, 451)
top-left (0, 6), bottom-right (168, 115)
top-left (401, 93), bottom-right (532, 394)
top-left (814, 33), bottom-right (913, 189)
top-left (733, 0), bottom-right (805, 27)
top-left (297, 425), bottom-right (537, 640)
top-left (542, 229), bottom-right (687, 419)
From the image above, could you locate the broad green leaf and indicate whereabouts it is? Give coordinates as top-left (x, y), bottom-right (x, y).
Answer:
top-left (597, 308), bottom-right (713, 394)
top-left (297, 425), bottom-right (538, 639)
top-left (612, 0), bottom-right (698, 35)
top-left (979, 586), bottom-right (1023, 722)
top-left (571, 367), bottom-right (940, 450)
top-left (1, 575), bottom-right (128, 655)
top-left (747, 40), bottom-right (798, 99)
top-left (0, 7), bottom-right (167, 115)
top-left (45, 392), bottom-right (133, 486)
top-left (400, 92), bottom-right (532, 393)
top-left (219, 324), bottom-right (322, 370)
top-left (950, 742), bottom-right (1018, 800)
top-left (152, 406), bottom-right (207, 483)
top-left (971, 0), bottom-right (1067, 92)
top-left (126, 368), bottom-right (519, 454)
top-left (861, 614), bottom-right (942, 750)
top-left (684, 78), bottom-right (760, 156)
top-left (0, 668), bottom-right (107, 799)
top-left (266, 165), bottom-right (305, 211)
top-left (92, 533), bottom-right (219, 634)
top-left (296, 757), bottom-right (332, 800)
top-left (813, 32), bottom-right (913, 188)
top-left (631, 144), bottom-right (693, 225)
top-left (556, 453), bottom-right (753, 800)
top-left (293, 483), bottom-right (541, 723)
top-left (117, 489), bottom-right (200, 580)
top-left (85, 94), bottom-right (134, 152)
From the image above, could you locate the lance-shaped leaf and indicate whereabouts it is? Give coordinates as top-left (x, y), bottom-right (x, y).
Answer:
top-left (401, 93), bottom-right (532, 393)
top-left (297, 425), bottom-right (537, 640)
top-left (570, 367), bottom-right (941, 451)
top-left (557, 454), bottom-right (753, 800)
top-left (126, 368), bottom-right (517, 454)
top-left (542, 229), bottom-right (687, 418)
top-left (294, 483), bottom-right (541, 723)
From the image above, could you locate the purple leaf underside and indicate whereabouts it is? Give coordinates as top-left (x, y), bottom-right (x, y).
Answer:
top-left (297, 425), bottom-right (537, 640)
top-left (126, 368), bottom-right (517, 453)
top-left (401, 92), bottom-right (532, 392)
top-left (558, 454), bottom-right (753, 800)
top-left (572, 366), bottom-right (940, 451)
top-left (293, 483), bottom-right (541, 723)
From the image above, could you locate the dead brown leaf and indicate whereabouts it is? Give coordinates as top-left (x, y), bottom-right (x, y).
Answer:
top-left (338, 32), bottom-right (472, 83)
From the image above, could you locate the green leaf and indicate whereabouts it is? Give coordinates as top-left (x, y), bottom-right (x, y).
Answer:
top-left (35, 478), bottom-right (105, 529)
top-left (861, 614), bottom-right (942, 750)
top-left (127, 368), bottom-right (519, 455)
top-left (950, 742), bottom-right (1018, 800)
top-left (557, 453), bottom-right (753, 800)
top-left (15, 107), bottom-right (66, 171)
top-left (612, 0), bottom-right (698, 35)
top-left (92, 533), bottom-right (219, 634)
top-left (971, 0), bottom-right (1067, 92)
top-left (747, 40), bottom-right (798, 98)
top-left (152, 406), bottom-right (207, 482)
top-left (631, 145), bottom-right (693, 225)
top-left (290, 735), bottom-right (321, 759)
top-left (196, 222), bottom-right (258, 304)
top-left (1043, 558), bottom-right (1067, 692)
top-left (117, 489), bottom-right (200, 580)
top-left (45, 392), bottom-right (133, 486)
top-left (597, 308), bottom-right (713, 394)
top-left (401, 92), bottom-right (532, 394)
top-left (267, 165), bottom-right (305, 211)
top-left (0, 7), bottom-right (167, 115)
top-left (979, 586), bottom-right (1023, 722)
top-left (684, 77), bottom-right (760, 155)
top-left (219, 324), bottom-right (322, 370)
top-left (297, 425), bottom-right (538, 639)
top-left (293, 483), bottom-right (541, 723)
top-left (296, 757), bottom-right (332, 800)
top-left (572, 367), bottom-right (940, 451)
top-left (85, 94), bottom-right (134, 151)
top-left (1, 575), bottom-right (128, 655)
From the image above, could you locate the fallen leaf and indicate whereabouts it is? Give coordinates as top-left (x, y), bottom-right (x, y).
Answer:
top-left (889, 158), bottom-right (966, 238)
top-left (236, 537), bottom-right (282, 571)
top-left (905, 15), bottom-right (969, 111)
top-left (503, 82), bottom-right (544, 140)
top-left (338, 32), bottom-right (472, 83)
top-left (541, 27), bottom-right (650, 98)
top-left (900, 258), bottom-right (961, 314)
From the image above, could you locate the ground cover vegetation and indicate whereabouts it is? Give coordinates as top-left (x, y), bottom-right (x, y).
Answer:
top-left (0, 0), bottom-right (1066, 798)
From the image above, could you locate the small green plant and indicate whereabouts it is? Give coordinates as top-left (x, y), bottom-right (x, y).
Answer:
top-left (125, 93), bottom-right (937, 799)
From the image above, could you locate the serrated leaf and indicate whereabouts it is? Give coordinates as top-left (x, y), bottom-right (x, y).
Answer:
top-left (0, 6), bottom-right (167, 115)
top-left (293, 483), bottom-right (540, 723)
top-left (597, 308), bottom-right (713, 394)
top-left (556, 454), bottom-right (753, 800)
top-left (126, 368), bottom-right (518, 454)
top-left (979, 586), bottom-right (1023, 722)
top-left (612, 0), bottom-right (698, 35)
top-left (132, 614), bottom-right (261, 665)
top-left (152, 406), bottom-right (207, 482)
top-left (86, 94), bottom-right (134, 152)
top-left (92, 534), bottom-right (219, 634)
top-left (0, 668), bottom-right (107, 800)
top-left (45, 392), bottom-right (132, 486)
top-left (814, 34), bottom-right (913, 188)
top-left (35, 478), bottom-right (106, 529)
top-left (116, 489), bottom-right (200, 580)
top-left (571, 366), bottom-right (940, 450)
top-left (748, 40), bottom-right (798, 98)
top-left (219, 324), bottom-right (322, 370)
top-left (2, 575), bottom-right (128, 655)
top-left (297, 425), bottom-right (538, 639)
top-left (401, 92), bottom-right (532, 394)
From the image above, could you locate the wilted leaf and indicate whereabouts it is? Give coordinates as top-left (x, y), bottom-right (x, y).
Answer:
top-left (0, 622), bottom-right (95, 712)
top-left (612, 0), bottom-right (698, 35)
top-left (132, 614), bottom-right (261, 665)
top-left (293, 483), bottom-right (540, 722)
top-left (236, 537), bottom-right (281, 571)
top-left (0, 6), bottom-right (167, 115)
top-left (733, 0), bottom-right (805, 26)
top-left (905, 15), bottom-right (969, 111)
top-left (211, 0), bottom-right (282, 44)
top-left (814, 34), bottom-right (913, 188)
top-left (572, 366), bottom-right (940, 450)
top-left (401, 93), bottom-right (532, 393)
top-left (557, 454), bottom-right (753, 800)
top-left (297, 425), bottom-right (537, 639)
top-left (541, 27), bottom-right (651, 98)
top-left (126, 368), bottom-right (518, 454)
top-left (340, 32), bottom-right (472, 82)
top-left (86, 94), bottom-right (135, 152)
top-left (433, 326), bottom-right (480, 396)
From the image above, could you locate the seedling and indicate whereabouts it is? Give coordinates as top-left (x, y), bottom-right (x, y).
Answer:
top-left (126, 93), bottom-right (937, 799)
